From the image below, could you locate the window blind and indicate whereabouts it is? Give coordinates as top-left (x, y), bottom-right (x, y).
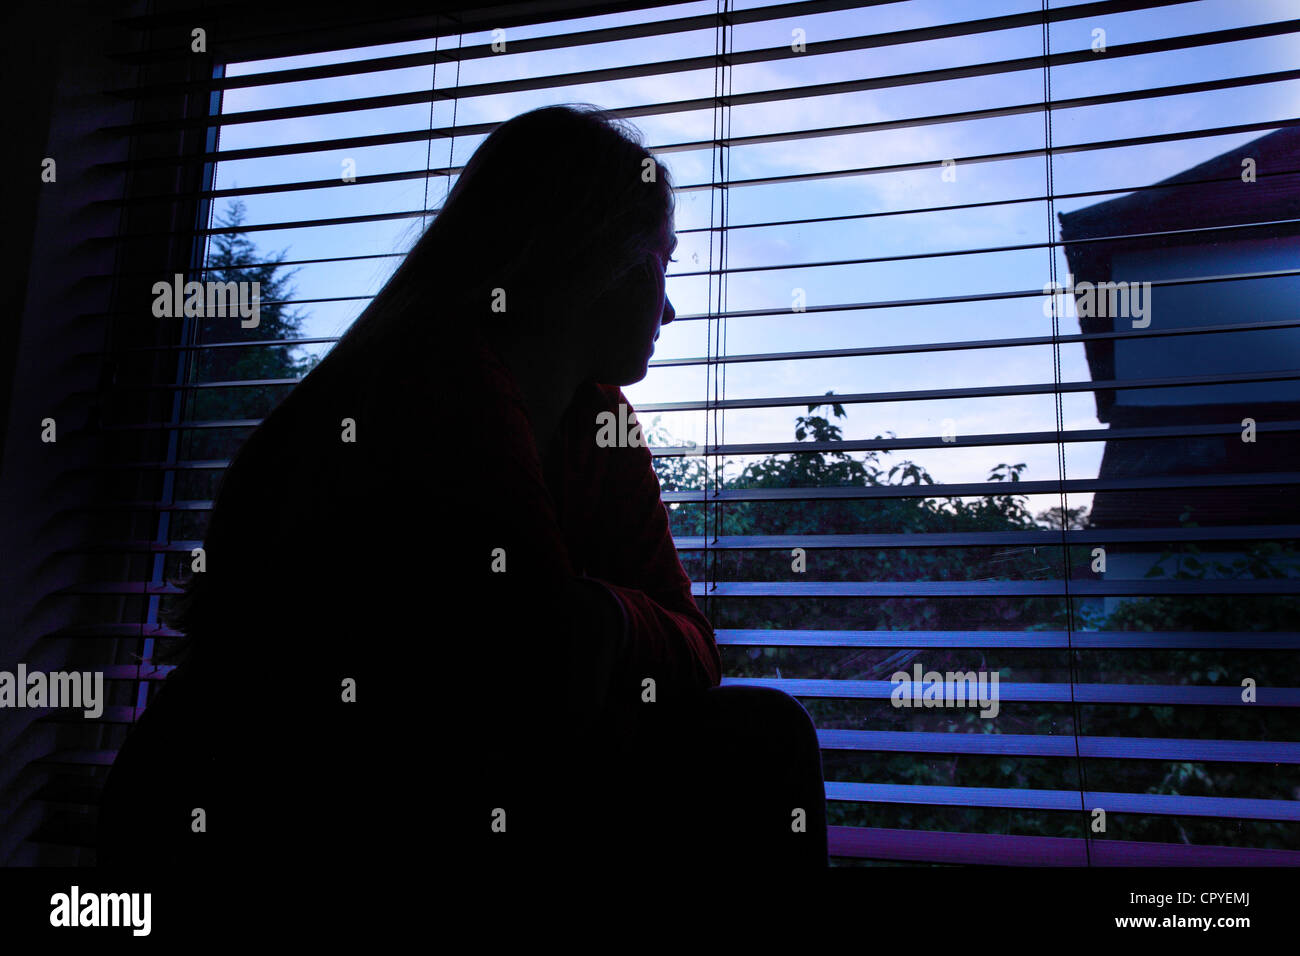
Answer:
top-left (13, 0), bottom-right (1298, 866)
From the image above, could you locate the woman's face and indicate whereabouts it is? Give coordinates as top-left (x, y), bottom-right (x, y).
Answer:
top-left (583, 219), bottom-right (677, 386)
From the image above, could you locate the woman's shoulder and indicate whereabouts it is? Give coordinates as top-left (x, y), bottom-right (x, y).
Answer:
top-left (563, 380), bottom-right (632, 449)
top-left (574, 380), bottom-right (631, 418)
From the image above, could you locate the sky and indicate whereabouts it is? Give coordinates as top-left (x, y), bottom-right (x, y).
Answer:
top-left (204, 0), bottom-right (1300, 520)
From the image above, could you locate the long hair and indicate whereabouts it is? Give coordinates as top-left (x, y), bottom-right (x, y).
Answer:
top-left (327, 103), bottom-right (674, 364)
top-left (162, 104), bottom-right (674, 659)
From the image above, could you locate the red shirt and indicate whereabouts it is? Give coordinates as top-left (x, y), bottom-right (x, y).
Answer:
top-left (452, 333), bottom-right (721, 698)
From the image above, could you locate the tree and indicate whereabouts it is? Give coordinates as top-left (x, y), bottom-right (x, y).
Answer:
top-left (159, 202), bottom-right (315, 663)
top-left (1035, 504), bottom-right (1090, 530)
top-left (647, 394), bottom-right (1300, 853)
top-left (185, 199), bottom-right (315, 442)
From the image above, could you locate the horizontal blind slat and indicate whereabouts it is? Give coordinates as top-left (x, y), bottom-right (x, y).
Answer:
top-left (726, 677), bottom-right (1300, 705)
top-left (697, 580), bottom-right (1300, 597)
top-left (818, 730), bottom-right (1300, 762)
top-left (717, 629), bottom-right (1300, 649)
top-left (825, 782), bottom-right (1300, 821)
top-left (828, 826), bottom-right (1300, 865)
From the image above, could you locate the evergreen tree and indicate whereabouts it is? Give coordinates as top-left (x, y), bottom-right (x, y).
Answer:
top-left (188, 199), bottom-right (314, 427)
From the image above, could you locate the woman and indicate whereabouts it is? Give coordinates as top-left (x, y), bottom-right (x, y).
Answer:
top-left (98, 104), bottom-right (828, 871)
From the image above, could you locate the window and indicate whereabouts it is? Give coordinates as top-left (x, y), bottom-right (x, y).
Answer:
top-left (8, 0), bottom-right (1297, 866)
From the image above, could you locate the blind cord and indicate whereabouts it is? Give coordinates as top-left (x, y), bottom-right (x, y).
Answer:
top-left (718, 8), bottom-right (732, 576)
top-left (703, 1), bottom-right (722, 602)
top-left (1042, 0), bottom-right (1092, 867)
top-left (420, 15), bottom-right (439, 230)
top-left (421, 16), bottom-right (463, 229)
top-left (707, 0), bottom-right (734, 601)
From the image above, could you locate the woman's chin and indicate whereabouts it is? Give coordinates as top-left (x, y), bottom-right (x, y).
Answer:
top-left (595, 355), bottom-right (647, 386)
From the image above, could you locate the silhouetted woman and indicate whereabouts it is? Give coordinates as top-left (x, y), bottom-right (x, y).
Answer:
top-left (98, 104), bottom-right (828, 872)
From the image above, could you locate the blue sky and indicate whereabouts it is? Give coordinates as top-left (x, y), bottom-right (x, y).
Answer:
top-left (206, 0), bottom-right (1299, 518)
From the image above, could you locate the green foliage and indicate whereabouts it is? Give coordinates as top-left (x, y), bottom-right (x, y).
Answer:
top-left (648, 393), bottom-right (1300, 852)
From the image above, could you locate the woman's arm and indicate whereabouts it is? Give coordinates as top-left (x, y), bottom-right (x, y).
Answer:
top-left (576, 387), bottom-right (722, 697)
top-left (381, 359), bottom-right (717, 723)
top-left (379, 360), bottom-right (641, 727)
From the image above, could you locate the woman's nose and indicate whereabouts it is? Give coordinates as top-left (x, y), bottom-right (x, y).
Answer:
top-left (661, 297), bottom-right (676, 326)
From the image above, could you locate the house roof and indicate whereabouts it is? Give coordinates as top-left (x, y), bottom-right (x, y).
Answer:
top-left (1058, 126), bottom-right (1300, 241)
top-left (1055, 127), bottom-right (1300, 425)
